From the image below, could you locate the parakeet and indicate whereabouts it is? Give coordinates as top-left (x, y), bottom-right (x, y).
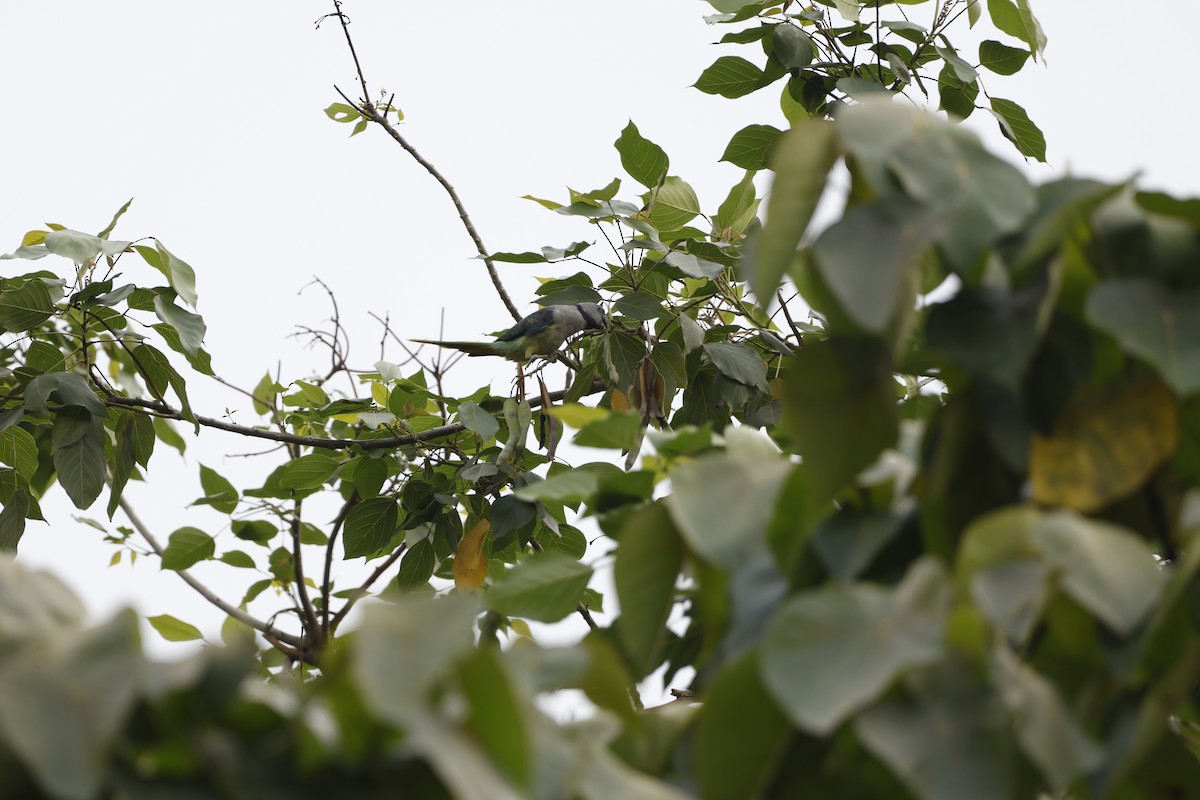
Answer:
top-left (412, 302), bottom-right (607, 362)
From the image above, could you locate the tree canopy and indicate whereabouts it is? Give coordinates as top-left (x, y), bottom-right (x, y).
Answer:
top-left (3, 1), bottom-right (1200, 798)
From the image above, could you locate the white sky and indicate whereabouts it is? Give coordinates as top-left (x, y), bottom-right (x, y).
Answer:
top-left (2, 1), bottom-right (1198, 663)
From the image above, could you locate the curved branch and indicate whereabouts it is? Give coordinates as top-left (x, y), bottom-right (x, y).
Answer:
top-left (104, 380), bottom-right (603, 451)
top-left (332, 85), bottom-right (521, 322)
top-left (117, 495), bottom-right (303, 648)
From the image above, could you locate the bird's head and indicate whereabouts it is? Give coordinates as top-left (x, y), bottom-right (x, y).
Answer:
top-left (575, 302), bottom-right (609, 333)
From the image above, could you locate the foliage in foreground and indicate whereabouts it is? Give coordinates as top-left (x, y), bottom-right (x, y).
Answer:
top-left (2, 1), bottom-right (1200, 798)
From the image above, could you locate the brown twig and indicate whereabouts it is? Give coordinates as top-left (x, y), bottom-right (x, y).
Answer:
top-left (117, 495), bottom-right (303, 648)
top-left (321, 490), bottom-right (360, 635)
top-left (288, 502), bottom-right (322, 642)
top-left (328, 542), bottom-right (408, 631)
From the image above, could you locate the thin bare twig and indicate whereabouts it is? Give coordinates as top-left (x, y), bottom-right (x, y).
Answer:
top-left (326, 4), bottom-right (520, 322)
top-left (288, 502), bottom-right (322, 641)
top-left (321, 490), bottom-right (360, 635)
top-left (329, 543), bottom-right (408, 631)
top-left (117, 495), bottom-right (303, 647)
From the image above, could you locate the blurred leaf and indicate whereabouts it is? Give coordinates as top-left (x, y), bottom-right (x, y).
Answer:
top-left (575, 411), bottom-right (642, 450)
top-left (783, 337), bottom-right (898, 508)
top-left (486, 553), bottom-right (592, 622)
top-left (515, 470), bottom-right (598, 505)
top-left (147, 614), bottom-right (204, 642)
top-left (695, 650), bottom-right (791, 799)
top-left (761, 557), bottom-right (949, 734)
top-left (1030, 374), bottom-right (1177, 512)
top-left (856, 663), bottom-right (1011, 800)
top-left (1087, 278), bottom-right (1200, 394)
top-left (812, 508), bottom-right (905, 583)
top-left (771, 24), bottom-right (814, 69)
top-left (746, 119), bottom-right (839, 306)
top-left (991, 643), bottom-right (1102, 790)
top-left (667, 451), bottom-right (790, 569)
top-left (615, 503), bottom-right (685, 677)
top-left (458, 648), bottom-right (532, 788)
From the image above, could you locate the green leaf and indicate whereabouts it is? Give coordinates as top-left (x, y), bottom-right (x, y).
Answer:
top-left (574, 411), bottom-right (642, 450)
top-left (138, 241), bottom-right (198, 308)
top-left (457, 648), bottom-right (532, 788)
top-left (395, 536), bottom-right (436, 592)
top-left (714, 170), bottom-right (760, 237)
top-left (0, 426), bottom-right (38, 482)
top-left (811, 200), bottom-right (934, 333)
top-left (989, 97), bottom-right (1046, 161)
top-left (23, 371), bottom-right (107, 416)
top-left (991, 643), bottom-right (1102, 790)
top-left (771, 24), bottom-right (814, 69)
top-left (667, 453), bottom-right (791, 569)
top-left (354, 595), bottom-right (476, 719)
top-left (343, 497), bottom-right (399, 558)
top-left (218, 550), bottom-right (256, 568)
top-left (615, 121), bottom-right (669, 189)
top-left (1086, 278), bottom-right (1200, 394)
top-left (43, 229), bottom-right (103, 263)
top-left (694, 56), bottom-right (764, 99)
top-left (934, 45), bottom-right (978, 82)
top-left (614, 503), bottom-right (685, 677)
top-left (278, 453), bottom-right (340, 490)
top-left (231, 519), bottom-right (277, 545)
top-left (783, 337), bottom-right (898, 509)
top-left (147, 613), bottom-right (204, 642)
top-left (485, 553), bottom-right (593, 622)
top-left (855, 663), bottom-right (1011, 800)
top-left (195, 464), bottom-right (238, 514)
top-left (458, 401), bottom-right (499, 440)
top-left (153, 417), bottom-right (186, 455)
top-left (761, 557), bottom-right (950, 734)
top-left (647, 176), bottom-right (701, 231)
top-left (703, 342), bottom-right (768, 392)
top-left (161, 526), bottom-right (215, 570)
top-left (986, 0), bottom-right (1046, 60)
top-left (514, 470), bottom-right (598, 505)
top-left (746, 118), bottom-right (839, 305)
top-left (937, 63), bottom-right (979, 120)
top-left (695, 650), bottom-right (793, 799)
top-left (152, 295), bottom-right (206, 355)
top-left (613, 291), bottom-right (668, 321)
top-left (812, 508), bottom-right (906, 583)
top-left (720, 124), bottom-right (782, 170)
top-left (323, 102), bottom-right (360, 123)
top-left (0, 280), bottom-right (55, 332)
top-left (53, 420), bottom-right (106, 509)
top-left (978, 39), bottom-right (1030, 75)
top-left (0, 490), bottom-right (29, 551)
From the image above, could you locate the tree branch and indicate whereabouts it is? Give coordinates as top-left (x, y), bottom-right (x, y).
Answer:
top-left (327, 3), bottom-right (520, 322)
top-left (117, 495), bottom-right (303, 648)
top-left (328, 542), bottom-right (407, 632)
top-left (104, 381), bottom-right (603, 451)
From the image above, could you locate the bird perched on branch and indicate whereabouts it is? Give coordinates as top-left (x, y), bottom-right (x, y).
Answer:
top-left (412, 302), bottom-right (607, 362)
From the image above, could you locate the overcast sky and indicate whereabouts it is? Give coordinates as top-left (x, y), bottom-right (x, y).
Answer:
top-left (2, 1), bottom-right (1198, 659)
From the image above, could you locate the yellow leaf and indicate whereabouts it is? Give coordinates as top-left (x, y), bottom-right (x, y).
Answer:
top-left (611, 389), bottom-right (630, 413)
top-left (453, 519), bottom-right (490, 593)
top-left (22, 230), bottom-right (47, 246)
top-left (330, 413), bottom-right (360, 423)
top-left (1030, 374), bottom-right (1178, 512)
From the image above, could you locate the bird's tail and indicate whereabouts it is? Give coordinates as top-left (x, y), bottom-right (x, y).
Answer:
top-left (410, 339), bottom-right (500, 357)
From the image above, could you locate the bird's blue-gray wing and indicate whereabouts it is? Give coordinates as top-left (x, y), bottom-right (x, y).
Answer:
top-left (495, 308), bottom-right (556, 342)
